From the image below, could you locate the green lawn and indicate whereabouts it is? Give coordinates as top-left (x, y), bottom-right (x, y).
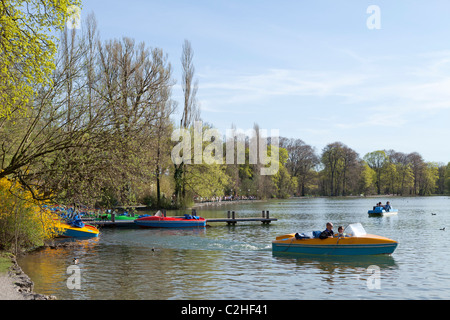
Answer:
top-left (0, 252), bottom-right (13, 274)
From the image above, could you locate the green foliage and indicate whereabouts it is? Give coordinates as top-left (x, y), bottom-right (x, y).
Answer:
top-left (363, 150), bottom-right (388, 194)
top-left (0, 178), bottom-right (61, 254)
top-left (0, 0), bottom-right (82, 119)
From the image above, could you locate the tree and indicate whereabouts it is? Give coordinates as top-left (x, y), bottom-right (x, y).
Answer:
top-left (407, 152), bottom-right (426, 195)
top-left (340, 145), bottom-right (360, 196)
top-left (364, 150), bottom-right (388, 195)
top-left (321, 142), bottom-right (345, 196)
top-left (272, 148), bottom-right (297, 198)
top-left (358, 161), bottom-right (376, 195)
top-left (419, 162), bottom-right (439, 195)
top-left (173, 40), bottom-right (200, 206)
top-left (0, 0), bottom-right (81, 119)
top-left (445, 163), bottom-right (450, 194)
top-left (387, 150), bottom-right (413, 195)
top-left (0, 178), bottom-right (61, 253)
top-left (436, 163), bottom-right (447, 195)
top-left (0, 24), bottom-right (108, 200)
top-left (281, 138), bottom-right (319, 196)
top-left (151, 91), bottom-right (176, 208)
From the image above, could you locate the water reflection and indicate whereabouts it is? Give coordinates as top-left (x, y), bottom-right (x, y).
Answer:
top-left (272, 251), bottom-right (397, 271)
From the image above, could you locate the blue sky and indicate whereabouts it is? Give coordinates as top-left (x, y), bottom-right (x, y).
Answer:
top-left (79, 1), bottom-right (450, 163)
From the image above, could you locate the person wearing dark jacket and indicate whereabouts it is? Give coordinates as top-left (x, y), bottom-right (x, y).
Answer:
top-left (319, 222), bottom-right (334, 239)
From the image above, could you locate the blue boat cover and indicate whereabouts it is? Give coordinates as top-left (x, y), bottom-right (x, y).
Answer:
top-left (69, 216), bottom-right (85, 228)
top-left (295, 231), bottom-right (322, 239)
top-left (184, 214), bottom-right (199, 220)
top-left (312, 231), bottom-right (322, 238)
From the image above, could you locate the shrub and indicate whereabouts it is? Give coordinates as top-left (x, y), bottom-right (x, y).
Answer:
top-left (0, 178), bottom-right (61, 253)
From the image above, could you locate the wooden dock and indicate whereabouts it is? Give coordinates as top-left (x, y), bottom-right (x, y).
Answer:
top-left (84, 210), bottom-right (276, 227)
top-left (207, 210), bottom-right (276, 225)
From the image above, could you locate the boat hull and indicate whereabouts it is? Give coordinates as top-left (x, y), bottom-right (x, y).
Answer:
top-left (60, 223), bottom-right (99, 238)
top-left (272, 234), bottom-right (397, 256)
top-left (368, 209), bottom-right (398, 217)
top-left (134, 216), bottom-right (206, 228)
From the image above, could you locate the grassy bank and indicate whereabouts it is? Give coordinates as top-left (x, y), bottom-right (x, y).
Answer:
top-left (0, 252), bottom-right (13, 274)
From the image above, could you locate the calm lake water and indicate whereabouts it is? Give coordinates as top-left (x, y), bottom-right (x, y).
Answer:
top-left (18, 196), bottom-right (450, 300)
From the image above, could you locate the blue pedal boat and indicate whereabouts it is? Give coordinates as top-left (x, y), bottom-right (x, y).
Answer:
top-left (368, 206), bottom-right (398, 217)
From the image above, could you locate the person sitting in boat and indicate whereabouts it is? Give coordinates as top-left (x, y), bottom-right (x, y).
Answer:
top-left (335, 226), bottom-right (346, 238)
top-left (374, 202), bottom-right (385, 210)
top-left (384, 201), bottom-right (392, 212)
top-left (319, 222), bottom-right (334, 239)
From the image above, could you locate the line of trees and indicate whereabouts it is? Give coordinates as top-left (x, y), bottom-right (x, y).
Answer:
top-left (316, 143), bottom-right (449, 197)
top-left (1, 6), bottom-right (449, 214)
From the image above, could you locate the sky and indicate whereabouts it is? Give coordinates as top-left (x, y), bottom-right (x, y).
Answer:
top-left (77, 0), bottom-right (450, 163)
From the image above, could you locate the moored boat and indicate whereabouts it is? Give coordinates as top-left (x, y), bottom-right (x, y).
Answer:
top-left (96, 214), bottom-right (137, 221)
top-left (272, 223), bottom-right (397, 256)
top-left (57, 216), bottom-right (99, 238)
top-left (134, 212), bottom-right (206, 228)
top-left (59, 222), bottom-right (100, 238)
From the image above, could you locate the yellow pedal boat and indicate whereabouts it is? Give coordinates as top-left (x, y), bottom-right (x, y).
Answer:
top-left (272, 223), bottom-right (397, 255)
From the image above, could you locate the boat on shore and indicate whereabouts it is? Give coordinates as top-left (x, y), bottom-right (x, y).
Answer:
top-left (368, 206), bottom-right (398, 217)
top-left (272, 223), bottom-right (397, 256)
top-left (134, 212), bottom-right (206, 228)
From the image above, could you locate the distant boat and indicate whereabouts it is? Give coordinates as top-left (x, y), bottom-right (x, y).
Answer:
top-left (96, 214), bottom-right (137, 221)
top-left (368, 206), bottom-right (398, 217)
top-left (134, 211), bottom-right (206, 228)
top-left (272, 223), bottom-right (397, 255)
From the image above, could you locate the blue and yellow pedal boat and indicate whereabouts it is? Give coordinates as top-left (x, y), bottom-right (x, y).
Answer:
top-left (59, 222), bottom-right (99, 238)
top-left (57, 216), bottom-right (100, 238)
top-left (272, 223), bottom-right (397, 256)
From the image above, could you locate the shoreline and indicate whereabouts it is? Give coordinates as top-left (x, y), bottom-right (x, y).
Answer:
top-left (0, 253), bottom-right (56, 300)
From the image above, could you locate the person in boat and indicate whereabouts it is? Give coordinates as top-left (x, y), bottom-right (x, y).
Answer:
top-left (319, 222), bottom-right (334, 239)
top-left (384, 201), bottom-right (391, 212)
top-left (336, 226), bottom-right (345, 237)
top-left (374, 202), bottom-right (385, 210)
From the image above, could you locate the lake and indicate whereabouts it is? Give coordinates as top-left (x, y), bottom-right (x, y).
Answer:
top-left (18, 196), bottom-right (450, 300)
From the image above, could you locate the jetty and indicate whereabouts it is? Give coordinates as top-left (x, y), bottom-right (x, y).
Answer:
top-left (207, 210), bottom-right (276, 225)
top-left (84, 210), bottom-right (276, 228)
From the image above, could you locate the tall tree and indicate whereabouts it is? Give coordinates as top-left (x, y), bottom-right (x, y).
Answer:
top-left (280, 137), bottom-right (319, 196)
top-left (321, 142), bottom-right (345, 196)
top-left (174, 40), bottom-right (200, 206)
top-left (407, 152), bottom-right (426, 195)
top-left (364, 150), bottom-right (388, 195)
